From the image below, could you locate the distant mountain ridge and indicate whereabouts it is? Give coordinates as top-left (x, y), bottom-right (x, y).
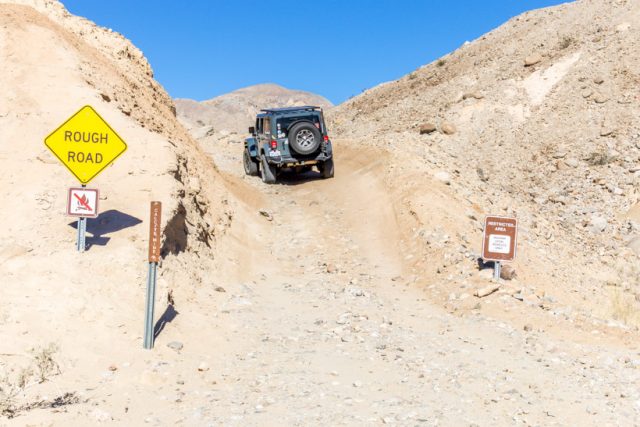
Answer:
top-left (175, 83), bottom-right (333, 134)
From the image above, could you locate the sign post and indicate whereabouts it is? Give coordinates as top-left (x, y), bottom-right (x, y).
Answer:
top-left (494, 259), bottom-right (501, 281)
top-left (67, 186), bottom-right (99, 252)
top-left (77, 205), bottom-right (86, 253)
top-left (482, 216), bottom-right (518, 280)
top-left (144, 201), bottom-right (162, 350)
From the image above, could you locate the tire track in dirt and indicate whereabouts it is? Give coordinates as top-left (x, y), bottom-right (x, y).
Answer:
top-left (194, 141), bottom-right (640, 425)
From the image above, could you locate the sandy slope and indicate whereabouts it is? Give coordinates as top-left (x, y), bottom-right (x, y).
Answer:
top-left (0, 1), bottom-right (234, 423)
top-left (328, 0), bottom-right (640, 339)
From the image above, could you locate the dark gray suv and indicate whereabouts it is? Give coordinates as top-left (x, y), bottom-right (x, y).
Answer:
top-left (243, 106), bottom-right (334, 184)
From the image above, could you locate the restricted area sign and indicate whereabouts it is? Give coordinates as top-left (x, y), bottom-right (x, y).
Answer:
top-left (482, 215), bottom-right (518, 262)
top-left (67, 187), bottom-right (99, 218)
top-left (44, 105), bottom-right (127, 184)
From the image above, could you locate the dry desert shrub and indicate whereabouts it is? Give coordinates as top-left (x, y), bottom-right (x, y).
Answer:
top-left (1, 362), bottom-right (37, 417)
top-left (586, 148), bottom-right (616, 166)
top-left (0, 368), bottom-right (26, 417)
top-left (559, 35), bottom-right (574, 49)
top-left (0, 343), bottom-right (63, 418)
top-left (31, 343), bottom-right (60, 383)
top-left (609, 289), bottom-right (640, 328)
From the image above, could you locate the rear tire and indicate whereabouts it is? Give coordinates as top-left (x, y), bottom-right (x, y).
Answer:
top-left (243, 149), bottom-right (259, 176)
top-left (288, 122), bottom-right (321, 155)
top-left (318, 158), bottom-right (334, 179)
top-left (260, 155), bottom-right (277, 184)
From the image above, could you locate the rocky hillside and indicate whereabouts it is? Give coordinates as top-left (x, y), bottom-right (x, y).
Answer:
top-left (329, 0), bottom-right (640, 329)
top-left (0, 0), bottom-right (235, 421)
top-left (175, 83), bottom-right (332, 135)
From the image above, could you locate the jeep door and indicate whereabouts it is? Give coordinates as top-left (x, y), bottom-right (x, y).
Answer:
top-left (255, 117), bottom-right (264, 158)
top-left (262, 117), bottom-right (272, 152)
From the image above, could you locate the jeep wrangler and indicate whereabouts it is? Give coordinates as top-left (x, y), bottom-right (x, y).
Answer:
top-left (243, 106), bottom-right (334, 184)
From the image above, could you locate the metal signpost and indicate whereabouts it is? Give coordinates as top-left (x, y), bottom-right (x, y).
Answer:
top-left (481, 216), bottom-right (518, 280)
top-left (144, 201), bottom-right (162, 350)
top-left (67, 187), bottom-right (99, 252)
top-left (77, 215), bottom-right (87, 252)
top-left (44, 105), bottom-right (127, 252)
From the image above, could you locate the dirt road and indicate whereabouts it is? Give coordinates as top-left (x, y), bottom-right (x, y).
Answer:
top-left (183, 142), bottom-right (640, 426)
top-left (6, 140), bottom-right (639, 426)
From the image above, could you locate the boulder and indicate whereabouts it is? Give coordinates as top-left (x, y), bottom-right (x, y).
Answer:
top-left (476, 167), bottom-right (489, 182)
top-left (441, 122), bottom-right (457, 135)
top-left (434, 171), bottom-right (452, 185)
top-left (600, 120), bottom-right (615, 137)
top-left (475, 283), bottom-right (501, 298)
top-left (626, 236), bottom-right (640, 256)
top-left (462, 92), bottom-right (484, 100)
top-left (623, 203), bottom-right (640, 224)
top-left (589, 216), bottom-right (608, 233)
top-left (593, 93), bottom-right (609, 104)
top-left (258, 209), bottom-right (273, 221)
top-left (524, 53), bottom-right (542, 66)
top-left (419, 123), bottom-right (437, 134)
top-left (500, 264), bottom-right (517, 280)
top-left (565, 158), bottom-right (579, 168)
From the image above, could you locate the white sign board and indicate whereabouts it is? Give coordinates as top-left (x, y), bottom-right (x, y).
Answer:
top-left (67, 187), bottom-right (99, 218)
top-left (488, 235), bottom-right (511, 254)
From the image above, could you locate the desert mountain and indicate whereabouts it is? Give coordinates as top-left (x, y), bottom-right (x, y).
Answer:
top-left (175, 83), bottom-right (332, 135)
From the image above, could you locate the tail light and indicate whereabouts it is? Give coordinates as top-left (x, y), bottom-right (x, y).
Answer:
top-left (270, 140), bottom-right (277, 149)
top-left (323, 135), bottom-right (329, 142)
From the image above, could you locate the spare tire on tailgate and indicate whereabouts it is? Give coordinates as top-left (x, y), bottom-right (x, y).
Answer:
top-left (288, 121), bottom-right (321, 155)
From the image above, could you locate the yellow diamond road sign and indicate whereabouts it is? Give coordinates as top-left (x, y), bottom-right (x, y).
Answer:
top-left (44, 105), bottom-right (127, 184)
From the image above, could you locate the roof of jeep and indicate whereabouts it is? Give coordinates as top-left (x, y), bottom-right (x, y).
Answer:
top-left (259, 106), bottom-right (322, 115)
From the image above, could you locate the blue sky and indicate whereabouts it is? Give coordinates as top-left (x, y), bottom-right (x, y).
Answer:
top-left (62, 1), bottom-right (569, 104)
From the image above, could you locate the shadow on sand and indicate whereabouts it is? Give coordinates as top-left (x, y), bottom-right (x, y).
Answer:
top-left (68, 209), bottom-right (142, 250)
top-left (154, 304), bottom-right (179, 339)
top-left (276, 169), bottom-right (325, 186)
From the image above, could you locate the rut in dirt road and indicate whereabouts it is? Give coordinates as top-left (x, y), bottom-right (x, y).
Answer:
top-left (199, 146), bottom-right (640, 426)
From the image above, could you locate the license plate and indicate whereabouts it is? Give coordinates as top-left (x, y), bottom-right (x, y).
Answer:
top-left (269, 150), bottom-right (281, 157)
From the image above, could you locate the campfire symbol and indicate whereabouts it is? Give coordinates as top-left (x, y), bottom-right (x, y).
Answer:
top-left (76, 194), bottom-right (91, 211)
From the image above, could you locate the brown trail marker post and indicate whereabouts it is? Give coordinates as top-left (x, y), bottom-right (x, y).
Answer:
top-left (482, 216), bottom-right (518, 280)
top-left (144, 201), bottom-right (162, 349)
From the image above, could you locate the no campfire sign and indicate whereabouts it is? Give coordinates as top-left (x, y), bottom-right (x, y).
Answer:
top-left (482, 216), bottom-right (518, 262)
top-left (67, 187), bottom-right (99, 218)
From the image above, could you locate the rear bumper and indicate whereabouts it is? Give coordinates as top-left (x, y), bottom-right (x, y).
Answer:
top-left (266, 151), bottom-right (332, 167)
